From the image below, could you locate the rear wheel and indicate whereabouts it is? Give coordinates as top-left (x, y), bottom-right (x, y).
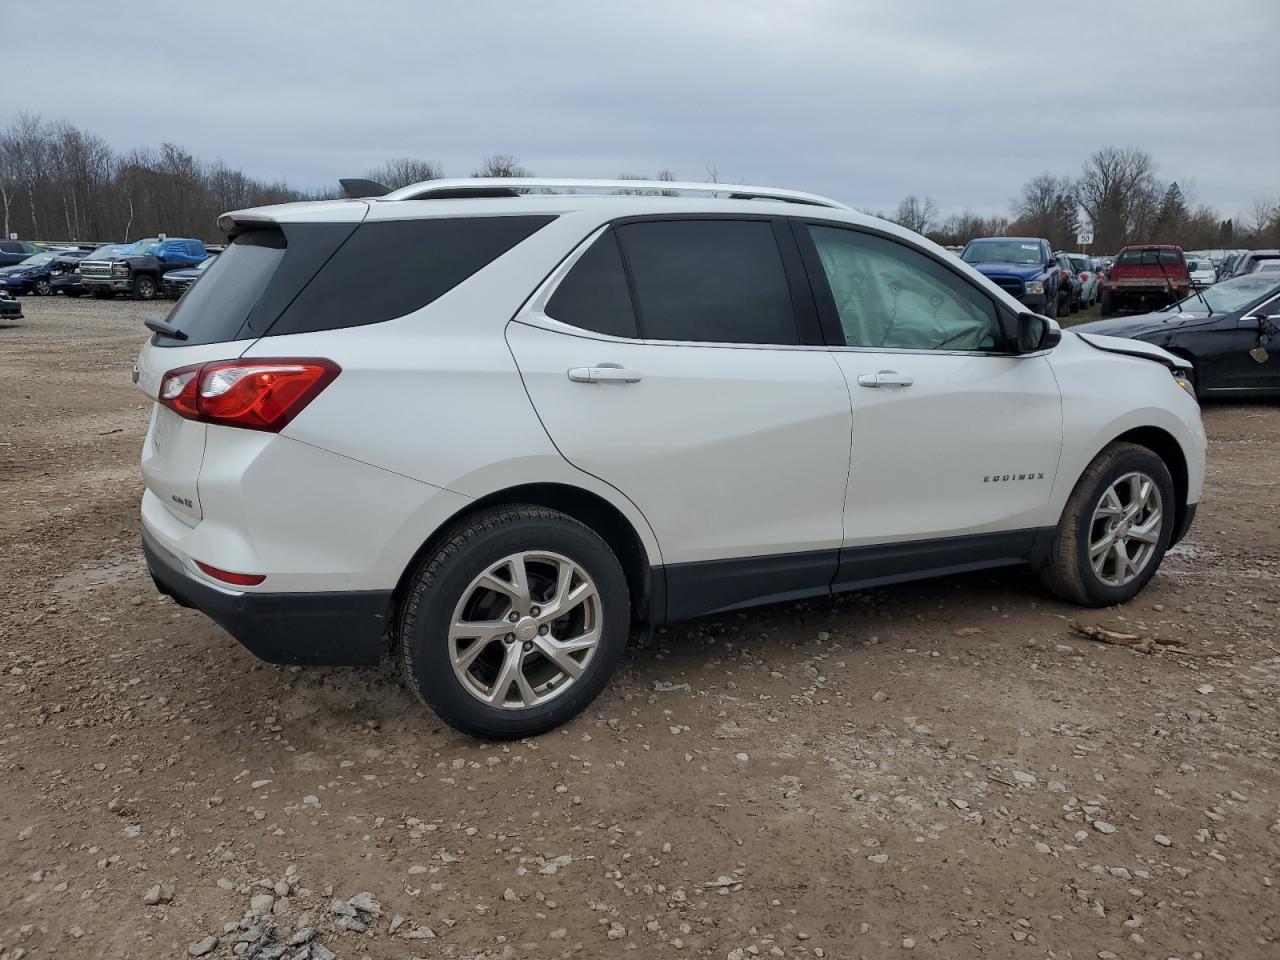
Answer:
top-left (133, 275), bottom-right (157, 300)
top-left (1037, 442), bottom-right (1175, 607)
top-left (1099, 290), bottom-right (1114, 317)
top-left (398, 505), bottom-right (631, 739)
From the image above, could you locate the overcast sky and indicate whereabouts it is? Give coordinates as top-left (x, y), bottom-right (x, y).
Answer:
top-left (10, 0), bottom-right (1278, 218)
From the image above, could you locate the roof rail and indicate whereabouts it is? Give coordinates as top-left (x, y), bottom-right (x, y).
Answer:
top-left (378, 177), bottom-right (849, 209)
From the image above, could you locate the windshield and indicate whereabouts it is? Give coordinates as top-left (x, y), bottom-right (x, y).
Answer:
top-left (89, 244), bottom-right (131, 258)
top-left (1067, 256), bottom-right (1090, 271)
top-left (19, 252), bottom-right (58, 266)
top-left (197, 256), bottom-right (216, 270)
top-left (1173, 275), bottom-right (1280, 313)
top-left (1256, 261), bottom-right (1280, 274)
top-left (961, 240), bottom-right (1043, 265)
top-left (129, 240), bottom-right (161, 256)
top-left (1117, 248), bottom-right (1181, 265)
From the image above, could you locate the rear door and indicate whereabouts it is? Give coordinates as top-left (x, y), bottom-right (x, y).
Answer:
top-left (795, 222), bottom-right (1063, 582)
top-left (506, 218), bottom-right (853, 619)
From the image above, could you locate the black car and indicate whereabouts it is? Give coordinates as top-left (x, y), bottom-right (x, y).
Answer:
top-left (51, 243), bottom-right (130, 297)
top-left (0, 249), bottom-right (81, 296)
top-left (1073, 274), bottom-right (1280, 397)
top-left (0, 290), bottom-right (21, 320)
top-left (0, 239), bottom-right (43, 268)
top-left (161, 254), bottom-right (217, 298)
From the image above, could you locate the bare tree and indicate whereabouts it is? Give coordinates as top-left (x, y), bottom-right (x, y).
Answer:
top-left (472, 154), bottom-right (531, 178)
top-left (1009, 173), bottom-right (1078, 249)
top-left (1243, 196), bottom-right (1279, 242)
top-left (366, 157), bottom-right (444, 190)
top-left (893, 195), bottom-right (939, 235)
top-left (1077, 146), bottom-right (1159, 250)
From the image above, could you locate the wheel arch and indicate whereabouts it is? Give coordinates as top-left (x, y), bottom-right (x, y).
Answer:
top-left (390, 482), bottom-right (664, 632)
top-left (1105, 425), bottom-right (1191, 544)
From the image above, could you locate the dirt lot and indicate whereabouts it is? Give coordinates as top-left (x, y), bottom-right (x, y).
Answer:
top-left (1, 297), bottom-right (1277, 960)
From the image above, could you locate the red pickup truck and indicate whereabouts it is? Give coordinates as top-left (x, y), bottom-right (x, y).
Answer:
top-left (1099, 244), bottom-right (1190, 317)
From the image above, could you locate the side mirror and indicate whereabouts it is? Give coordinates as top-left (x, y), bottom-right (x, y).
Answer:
top-left (1245, 314), bottom-right (1280, 339)
top-left (1016, 312), bottom-right (1062, 353)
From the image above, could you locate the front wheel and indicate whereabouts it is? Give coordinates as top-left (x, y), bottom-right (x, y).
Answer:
top-left (1043, 295), bottom-right (1058, 319)
top-left (133, 275), bottom-right (157, 300)
top-left (1037, 442), bottom-right (1175, 607)
top-left (34, 278), bottom-right (52, 296)
top-left (64, 289), bottom-right (83, 298)
top-left (398, 505), bottom-right (631, 739)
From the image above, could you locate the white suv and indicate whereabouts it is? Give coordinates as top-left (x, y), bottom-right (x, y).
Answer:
top-left (136, 178), bottom-right (1206, 738)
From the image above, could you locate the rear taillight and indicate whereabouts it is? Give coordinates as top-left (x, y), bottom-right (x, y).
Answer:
top-left (1080, 272), bottom-right (1089, 281)
top-left (195, 560), bottom-right (266, 587)
top-left (158, 358), bottom-right (339, 432)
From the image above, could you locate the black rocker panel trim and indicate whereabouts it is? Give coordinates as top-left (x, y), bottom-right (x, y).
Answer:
top-left (659, 528), bottom-right (1051, 622)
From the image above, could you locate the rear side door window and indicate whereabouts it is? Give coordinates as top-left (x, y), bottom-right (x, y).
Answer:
top-left (805, 224), bottom-right (1003, 352)
top-left (544, 229), bottom-right (639, 338)
top-left (615, 219), bottom-right (799, 345)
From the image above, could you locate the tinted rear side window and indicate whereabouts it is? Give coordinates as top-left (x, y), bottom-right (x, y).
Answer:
top-left (157, 215), bottom-right (553, 346)
top-left (270, 215), bottom-right (554, 338)
top-left (617, 219), bottom-right (798, 344)
top-left (544, 230), bottom-right (638, 338)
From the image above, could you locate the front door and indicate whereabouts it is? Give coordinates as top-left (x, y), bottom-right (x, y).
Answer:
top-left (797, 222), bottom-right (1063, 584)
top-left (507, 219), bottom-right (853, 619)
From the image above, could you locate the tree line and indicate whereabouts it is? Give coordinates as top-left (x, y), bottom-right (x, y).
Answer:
top-left (3, 113), bottom-right (1277, 253)
top-left (884, 146), bottom-right (1279, 252)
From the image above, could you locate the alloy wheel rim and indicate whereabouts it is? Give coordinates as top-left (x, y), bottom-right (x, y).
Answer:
top-left (448, 551), bottom-right (602, 710)
top-left (1088, 472), bottom-right (1163, 587)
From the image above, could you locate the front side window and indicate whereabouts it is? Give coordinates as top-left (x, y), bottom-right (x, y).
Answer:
top-left (809, 225), bottom-right (1001, 352)
top-left (616, 219), bottom-right (797, 345)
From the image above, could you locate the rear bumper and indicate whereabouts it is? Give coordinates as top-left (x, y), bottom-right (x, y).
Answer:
top-left (142, 527), bottom-right (391, 666)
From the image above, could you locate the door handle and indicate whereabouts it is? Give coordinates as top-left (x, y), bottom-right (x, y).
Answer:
top-left (856, 370), bottom-right (913, 388)
top-left (567, 365), bottom-right (643, 384)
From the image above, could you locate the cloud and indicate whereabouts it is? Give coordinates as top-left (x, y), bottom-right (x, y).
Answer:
top-left (7, 0), bottom-right (1277, 217)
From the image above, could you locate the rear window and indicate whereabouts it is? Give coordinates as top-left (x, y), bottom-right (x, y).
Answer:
top-left (1117, 249), bottom-right (1182, 265)
top-left (163, 230), bottom-right (288, 346)
top-left (158, 215), bottom-right (553, 346)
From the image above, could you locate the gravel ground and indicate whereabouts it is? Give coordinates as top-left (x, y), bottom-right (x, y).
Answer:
top-left (1, 296), bottom-right (1277, 960)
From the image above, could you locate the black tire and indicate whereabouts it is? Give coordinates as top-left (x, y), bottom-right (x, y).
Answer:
top-left (1099, 291), bottom-right (1114, 317)
top-left (1037, 442), bottom-right (1176, 607)
top-left (64, 289), bottom-right (83, 298)
top-left (1043, 295), bottom-right (1057, 319)
top-left (1069, 294), bottom-right (1080, 315)
top-left (92, 290), bottom-right (114, 300)
top-left (398, 505), bottom-right (631, 739)
top-left (33, 278), bottom-right (51, 296)
top-left (133, 274), bottom-right (157, 300)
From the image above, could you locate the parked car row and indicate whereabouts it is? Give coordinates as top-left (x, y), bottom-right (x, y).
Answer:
top-left (957, 237), bottom-right (1110, 317)
top-left (0, 238), bottom-right (216, 300)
